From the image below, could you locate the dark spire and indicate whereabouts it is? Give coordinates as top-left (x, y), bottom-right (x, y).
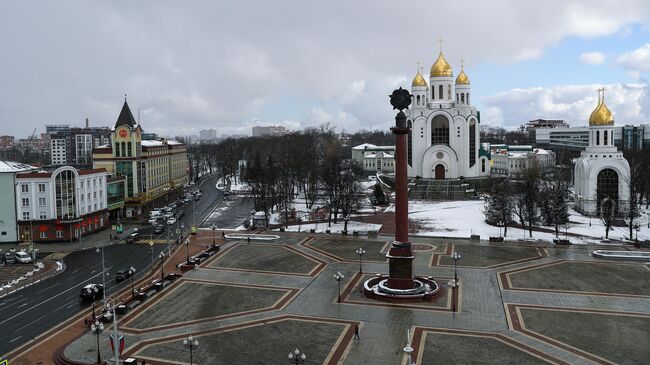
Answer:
top-left (114, 99), bottom-right (137, 129)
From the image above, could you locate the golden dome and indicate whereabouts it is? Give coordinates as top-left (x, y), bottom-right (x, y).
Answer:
top-left (430, 52), bottom-right (453, 77)
top-left (455, 64), bottom-right (470, 84)
top-left (412, 71), bottom-right (427, 87)
top-left (589, 90), bottom-right (614, 126)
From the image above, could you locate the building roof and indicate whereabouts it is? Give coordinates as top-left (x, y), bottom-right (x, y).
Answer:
top-left (141, 139), bottom-right (184, 147)
top-left (114, 100), bottom-right (138, 129)
top-left (0, 161), bottom-right (37, 173)
top-left (352, 143), bottom-right (395, 151)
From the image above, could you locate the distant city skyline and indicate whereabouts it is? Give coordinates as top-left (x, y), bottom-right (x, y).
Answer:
top-left (1, 1), bottom-right (650, 138)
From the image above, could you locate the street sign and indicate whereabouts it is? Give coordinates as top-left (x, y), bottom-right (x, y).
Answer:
top-left (116, 225), bottom-right (123, 234)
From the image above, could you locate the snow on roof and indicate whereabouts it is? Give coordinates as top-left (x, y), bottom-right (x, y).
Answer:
top-left (141, 139), bottom-right (183, 147)
top-left (352, 143), bottom-right (394, 150)
top-left (352, 143), bottom-right (377, 150)
top-left (0, 161), bottom-right (37, 173)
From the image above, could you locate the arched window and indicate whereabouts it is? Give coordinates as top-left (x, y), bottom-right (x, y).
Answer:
top-left (456, 93), bottom-right (459, 103)
top-left (438, 85), bottom-right (443, 100)
top-left (407, 120), bottom-right (413, 167)
top-left (127, 142), bottom-right (132, 157)
top-left (416, 95), bottom-right (421, 105)
top-left (604, 130), bottom-right (608, 145)
top-left (481, 158), bottom-right (486, 173)
top-left (431, 86), bottom-right (435, 99)
top-left (115, 142), bottom-right (120, 157)
top-left (467, 93), bottom-right (470, 104)
top-left (597, 168), bottom-right (619, 216)
top-left (596, 131), bottom-right (600, 145)
top-left (469, 119), bottom-right (476, 167)
top-left (121, 142), bottom-right (126, 157)
top-left (448, 84), bottom-right (451, 99)
top-left (461, 93), bottom-right (465, 104)
top-left (431, 115), bottom-right (449, 145)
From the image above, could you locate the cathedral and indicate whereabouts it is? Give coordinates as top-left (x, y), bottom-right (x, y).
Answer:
top-left (406, 47), bottom-right (490, 180)
top-left (574, 89), bottom-right (630, 216)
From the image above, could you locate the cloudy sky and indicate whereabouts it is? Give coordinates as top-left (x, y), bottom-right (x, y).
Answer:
top-left (1, 0), bottom-right (650, 138)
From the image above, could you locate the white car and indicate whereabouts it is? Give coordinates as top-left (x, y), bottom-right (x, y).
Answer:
top-left (167, 217), bottom-right (177, 225)
top-left (15, 251), bottom-right (33, 264)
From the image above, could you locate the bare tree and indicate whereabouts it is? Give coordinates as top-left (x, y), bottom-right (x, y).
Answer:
top-left (601, 198), bottom-right (616, 239)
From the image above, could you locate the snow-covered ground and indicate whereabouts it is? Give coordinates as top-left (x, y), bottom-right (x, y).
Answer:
top-left (277, 221), bottom-right (383, 234)
top-left (385, 200), bottom-right (649, 244)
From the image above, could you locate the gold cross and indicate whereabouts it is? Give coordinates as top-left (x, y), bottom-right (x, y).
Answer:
top-left (437, 38), bottom-right (444, 52)
top-left (460, 59), bottom-right (464, 69)
top-left (416, 61), bottom-right (421, 74)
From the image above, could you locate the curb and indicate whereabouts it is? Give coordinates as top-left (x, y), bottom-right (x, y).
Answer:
top-left (0, 261), bottom-right (66, 300)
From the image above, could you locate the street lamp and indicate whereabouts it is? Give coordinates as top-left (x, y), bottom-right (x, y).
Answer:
top-left (128, 266), bottom-right (136, 295)
top-left (451, 252), bottom-right (461, 282)
top-left (355, 248), bottom-right (366, 273)
top-left (159, 252), bottom-right (166, 281)
top-left (334, 271), bottom-right (344, 303)
top-left (212, 224), bottom-right (216, 245)
top-left (185, 238), bottom-right (191, 263)
top-left (448, 279), bottom-right (458, 313)
top-left (96, 245), bottom-right (106, 302)
top-left (182, 334), bottom-right (199, 365)
top-left (86, 286), bottom-right (100, 319)
top-left (90, 320), bottom-right (104, 364)
top-left (403, 329), bottom-right (415, 365)
top-left (288, 348), bottom-right (306, 364)
top-left (103, 301), bottom-right (121, 365)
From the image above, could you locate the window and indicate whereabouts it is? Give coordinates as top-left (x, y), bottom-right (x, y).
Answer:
top-left (604, 130), bottom-right (608, 145)
top-left (596, 130), bottom-right (600, 145)
top-left (80, 181), bottom-right (84, 189)
top-left (22, 212), bottom-right (30, 220)
top-left (56, 230), bottom-right (64, 238)
top-left (40, 232), bottom-right (47, 239)
top-left (431, 86), bottom-right (435, 99)
top-left (461, 93), bottom-right (465, 104)
top-left (38, 183), bottom-right (46, 192)
top-left (448, 84), bottom-right (451, 99)
top-left (438, 85), bottom-right (443, 100)
top-left (39, 211), bottom-right (47, 219)
top-left (481, 159), bottom-right (486, 173)
top-left (431, 115), bottom-right (450, 145)
top-left (54, 169), bottom-right (77, 220)
top-left (21, 184), bottom-right (28, 193)
top-left (127, 142), bottom-right (132, 157)
top-left (469, 119), bottom-right (476, 167)
top-left (416, 95), bottom-right (420, 105)
top-left (39, 197), bottom-right (46, 206)
top-left (93, 191), bottom-right (97, 199)
top-left (467, 93), bottom-right (470, 104)
top-left (22, 198), bottom-right (29, 207)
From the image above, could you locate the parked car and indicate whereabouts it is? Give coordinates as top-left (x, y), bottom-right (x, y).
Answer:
top-left (126, 232), bottom-right (141, 244)
top-left (80, 283), bottom-right (104, 300)
top-left (153, 224), bottom-right (165, 234)
top-left (14, 251), bottom-right (33, 264)
top-left (3, 252), bottom-right (16, 264)
top-left (115, 269), bottom-right (132, 283)
top-left (167, 217), bottom-right (177, 225)
top-left (168, 203), bottom-right (178, 209)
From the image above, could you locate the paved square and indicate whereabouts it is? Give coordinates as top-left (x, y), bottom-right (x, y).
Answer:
top-left (205, 243), bottom-right (324, 276)
top-left (433, 243), bottom-right (546, 268)
top-left (303, 237), bottom-right (389, 262)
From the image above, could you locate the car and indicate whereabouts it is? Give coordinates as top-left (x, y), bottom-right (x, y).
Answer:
top-left (80, 283), bottom-right (104, 300)
top-left (115, 269), bottom-right (132, 283)
top-left (168, 203), bottom-right (178, 209)
top-left (153, 224), bottom-right (165, 234)
top-left (167, 217), bottom-right (177, 225)
top-left (3, 252), bottom-right (16, 264)
top-left (14, 251), bottom-right (33, 264)
top-left (126, 232), bottom-right (141, 244)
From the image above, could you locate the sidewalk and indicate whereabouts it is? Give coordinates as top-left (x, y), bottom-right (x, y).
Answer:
top-left (0, 223), bottom-right (140, 254)
top-left (6, 229), bottom-right (227, 365)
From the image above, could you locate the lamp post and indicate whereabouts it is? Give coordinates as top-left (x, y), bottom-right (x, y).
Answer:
top-left (355, 248), bottom-right (366, 273)
top-left (90, 320), bottom-right (104, 364)
top-left (403, 329), bottom-right (415, 365)
top-left (334, 271), bottom-right (344, 303)
top-left (96, 245), bottom-right (106, 302)
top-left (103, 301), bottom-right (121, 365)
top-left (85, 286), bottom-right (100, 319)
top-left (128, 266), bottom-right (136, 295)
top-left (182, 334), bottom-right (199, 365)
top-left (448, 279), bottom-right (458, 313)
top-left (159, 252), bottom-right (166, 281)
top-left (212, 224), bottom-right (216, 245)
top-left (185, 238), bottom-right (191, 263)
top-left (451, 252), bottom-right (461, 282)
top-left (288, 348), bottom-right (306, 364)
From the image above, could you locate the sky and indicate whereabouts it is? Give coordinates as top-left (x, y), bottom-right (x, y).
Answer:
top-left (1, 0), bottom-right (650, 138)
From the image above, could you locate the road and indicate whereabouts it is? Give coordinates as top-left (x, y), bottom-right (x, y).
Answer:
top-left (0, 175), bottom-right (224, 356)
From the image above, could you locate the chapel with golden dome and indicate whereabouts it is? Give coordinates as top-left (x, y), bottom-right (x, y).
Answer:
top-left (574, 88), bottom-right (630, 216)
top-left (406, 43), bottom-right (489, 180)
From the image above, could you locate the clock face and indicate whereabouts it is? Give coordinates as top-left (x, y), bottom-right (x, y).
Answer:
top-left (119, 129), bottom-right (128, 138)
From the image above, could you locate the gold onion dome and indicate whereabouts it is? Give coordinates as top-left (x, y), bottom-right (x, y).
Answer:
top-left (455, 66), bottom-right (470, 84)
top-left (430, 52), bottom-right (453, 77)
top-left (589, 92), bottom-right (614, 126)
top-left (412, 71), bottom-right (427, 87)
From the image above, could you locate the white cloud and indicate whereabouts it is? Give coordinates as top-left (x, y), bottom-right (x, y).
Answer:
top-left (617, 43), bottom-right (650, 72)
top-left (580, 51), bottom-right (606, 64)
top-left (482, 83), bottom-right (649, 127)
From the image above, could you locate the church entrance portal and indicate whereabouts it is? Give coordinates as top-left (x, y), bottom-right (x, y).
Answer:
top-left (434, 164), bottom-right (445, 180)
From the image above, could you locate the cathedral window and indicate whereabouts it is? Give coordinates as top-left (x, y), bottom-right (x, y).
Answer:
top-left (461, 93), bottom-right (465, 104)
top-left (596, 131), bottom-right (600, 145)
top-left (416, 95), bottom-right (421, 105)
top-left (456, 93), bottom-right (459, 103)
top-left (469, 119), bottom-right (476, 167)
top-left (604, 130), bottom-right (608, 145)
top-left (467, 93), bottom-right (470, 104)
top-left (438, 85), bottom-right (443, 100)
top-left (431, 86), bottom-right (435, 99)
top-left (596, 168), bottom-right (619, 216)
top-left (431, 115), bottom-right (449, 146)
top-left (448, 85), bottom-right (452, 99)
top-left (407, 120), bottom-right (412, 167)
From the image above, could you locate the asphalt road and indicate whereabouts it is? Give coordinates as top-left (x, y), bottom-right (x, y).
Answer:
top-left (0, 174), bottom-right (224, 356)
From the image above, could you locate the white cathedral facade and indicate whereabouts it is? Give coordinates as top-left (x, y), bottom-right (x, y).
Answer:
top-left (406, 50), bottom-right (490, 180)
top-left (574, 90), bottom-right (630, 216)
